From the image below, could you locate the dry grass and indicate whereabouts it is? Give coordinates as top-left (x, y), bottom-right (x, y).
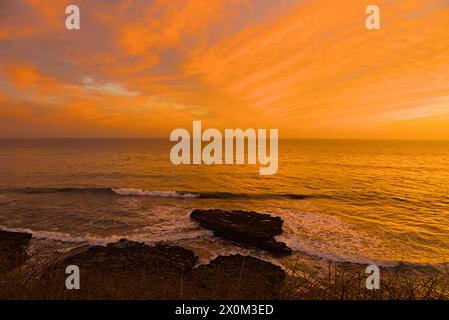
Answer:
top-left (280, 262), bottom-right (449, 300)
top-left (1, 253), bottom-right (448, 300)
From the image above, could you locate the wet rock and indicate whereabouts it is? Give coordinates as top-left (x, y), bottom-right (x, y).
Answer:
top-left (191, 209), bottom-right (292, 255)
top-left (0, 230), bottom-right (32, 273)
top-left (190, 254), bottom-right (286, 299)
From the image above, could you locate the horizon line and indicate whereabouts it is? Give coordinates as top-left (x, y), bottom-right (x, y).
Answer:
top-left (1, 137), bottom-right (448, 142)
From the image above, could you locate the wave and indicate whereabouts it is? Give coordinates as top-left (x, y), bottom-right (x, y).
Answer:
top-left (0, 225), bottom-right (211, 246)
top-left (111, 188), bottom-right (198, 198)
top-left (197, 192), bottom-right (332, 200)
top-left (0, 226), bottom-right (93, 244)
top-left (1, 187), bottom-right (332, 200)
top-left (3, 187), bottom-right (113, 195)
top-left (2, 225), bottom-right (445, 275)
top-left (112, 189), bottom-right (333, 200)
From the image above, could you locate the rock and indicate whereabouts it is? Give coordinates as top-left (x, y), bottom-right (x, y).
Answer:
top-left (43, 239), bottom-right (198, 299)
top-left (190, 254), bottom-right (285, 299)
top-left (191, 209), bottom-right (292, 255)
top-left (59, 238), bottom-right (197, 273)
top-left (0, 230), bottom-right (32, 272)
top-left (36, 239), bottom-right (286, 299)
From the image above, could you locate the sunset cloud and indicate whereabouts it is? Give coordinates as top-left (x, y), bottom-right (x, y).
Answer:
top-left (0, 0), bottom-right (448, 139)
top-left (82, 77), bottom-right (140, 97)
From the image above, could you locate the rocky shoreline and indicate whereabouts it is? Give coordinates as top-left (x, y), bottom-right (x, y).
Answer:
top-left (0, 209), bottom-right (289, 299)
top-left (0, 235), bottom-right (285, 299)
top-left (2, 209), bottom-right (448, 300)
top-left (41, 239), bottom-right (285, 299)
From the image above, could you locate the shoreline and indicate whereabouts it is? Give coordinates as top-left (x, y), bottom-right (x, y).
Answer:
top-left (1, 229), bottom-right (449, 300)
top-left (2, 224), bottom-right (449, 273)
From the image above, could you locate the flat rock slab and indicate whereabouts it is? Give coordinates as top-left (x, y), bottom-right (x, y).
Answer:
top-left (0, 230), bottom-right (32, 273)
top-left (191, 209), bottom-right (292, 255)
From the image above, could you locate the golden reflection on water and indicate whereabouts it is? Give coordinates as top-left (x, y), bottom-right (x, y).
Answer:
top-left (0, 139), bottom-right (448, 265)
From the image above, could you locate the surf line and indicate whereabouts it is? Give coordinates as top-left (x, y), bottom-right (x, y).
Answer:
top-left (169, 121), bottom-right (278, 175)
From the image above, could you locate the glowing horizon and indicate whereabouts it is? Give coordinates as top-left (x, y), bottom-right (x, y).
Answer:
top-left (1, 0), bottom-right (448, 139)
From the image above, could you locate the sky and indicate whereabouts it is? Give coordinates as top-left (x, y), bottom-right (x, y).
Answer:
top-left (0, 0), bottom-right (448, 139)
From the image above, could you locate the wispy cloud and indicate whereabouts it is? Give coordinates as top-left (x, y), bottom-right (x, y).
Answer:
top-left (83, 77), bottom-right (140, 97)
top-left (0, 0), bottom-right (448, 138)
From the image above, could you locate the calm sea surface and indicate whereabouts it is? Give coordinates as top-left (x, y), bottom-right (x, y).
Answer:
top-left (0, 139), bottom-right (448, 271)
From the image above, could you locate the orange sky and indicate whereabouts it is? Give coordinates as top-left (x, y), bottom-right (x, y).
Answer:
top-left (0, 0), bottom-right (448, 139)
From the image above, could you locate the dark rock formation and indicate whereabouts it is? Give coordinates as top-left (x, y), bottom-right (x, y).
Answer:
top-left (191, 209), bottom-right (292, 255)
top-left (190, 254), bottom-right (286, 299)
top-left (0, 230), bottom-right (32, 273)
top-left (43, 239), bottom-right (198, 299)
top-left (39, 239), bottom-right (285, 299)
top-left (60, 239), bottom-right (197, 273)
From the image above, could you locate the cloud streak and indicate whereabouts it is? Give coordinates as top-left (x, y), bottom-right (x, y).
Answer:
top-left (0, 0), bottom-right (448, 139)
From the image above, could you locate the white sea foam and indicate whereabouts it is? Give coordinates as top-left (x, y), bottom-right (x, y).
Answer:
top-left (269, 208), bottom-right (399, 266)
top-left (0, 226), bottom-right (89, 244)
top-left (111, 188), bottom-right (198, 198)
top-left (0, 208), bottom-right (212, 248)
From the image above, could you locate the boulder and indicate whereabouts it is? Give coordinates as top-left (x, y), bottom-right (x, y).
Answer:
top-left (58, 238), bottom-right (197, 273)
top-left (0, 230), bottom-right (32, 273)
top-left (42, 239), bottom-right (198, 299)
top-left (191, 209), bottom-right (292, 255)
top-left (37, 239), bottom-right (286, 299)
top-left (190, 254), bottom-right (285, 299)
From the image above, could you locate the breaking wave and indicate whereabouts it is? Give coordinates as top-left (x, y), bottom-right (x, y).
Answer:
top-left (111, 188), bottom-right (198, 198)
top-left (1, 187), bottom-right (332, 200)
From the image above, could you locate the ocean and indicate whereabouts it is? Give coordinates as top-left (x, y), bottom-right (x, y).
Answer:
top-left (0, 139), bottom-right (448, 273)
